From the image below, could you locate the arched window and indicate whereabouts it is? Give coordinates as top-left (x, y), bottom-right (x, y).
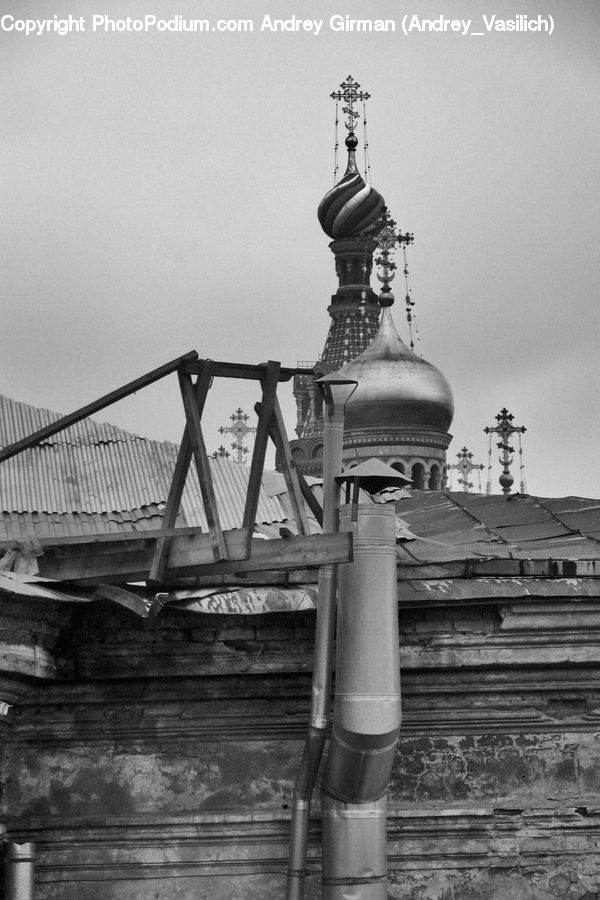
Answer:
top-left (411, 462), bottom-right (425, 490)
top-left (428, 464), bottom-right (441, 490)
top-left (391, 461), bottom-right (405, 474)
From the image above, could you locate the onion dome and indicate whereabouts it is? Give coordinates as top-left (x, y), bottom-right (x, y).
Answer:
top-left (340, 303), bottom-right (454, 433)
top-left (318, 135), bottom-right (385, 239)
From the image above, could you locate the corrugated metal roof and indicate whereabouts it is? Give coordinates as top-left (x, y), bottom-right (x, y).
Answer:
top-left (0, 394), bottom-right (137, 446)
top-left (0, 394), bottom-right (288, 537)
top-left (5, 394), bottom-right (600, 567)
top-left (0, 509), bottom-right (167, 544)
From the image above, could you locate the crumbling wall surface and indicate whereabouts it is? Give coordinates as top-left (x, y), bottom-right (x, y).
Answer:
top-left (3, 596), bottom-right (600, 898)
top-left (389, 866), bottom-right (600, 900)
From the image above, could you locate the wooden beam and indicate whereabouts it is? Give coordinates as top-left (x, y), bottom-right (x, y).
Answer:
top-left (178, 370), bottom-right (228, 562)
top-left (0, 351), bottom-right (199, 462)
top-left (183, 360), bottom-right (312, 382)
top-left (242, 361), bottom-right (280, 551)
top-left (297, 472), bottom-right (323, 527)
top-left (255, 398), bottom-right (311, 536)
top-left (149, 363), bottom-right (215, 582)
top-left (37, 530), bottom-right (353, 584)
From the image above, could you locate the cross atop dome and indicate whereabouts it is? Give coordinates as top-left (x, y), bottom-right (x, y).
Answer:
top-left (330, 75), bottom-right (370, 136)
top-left (374, 210), bottom-right (414, 307)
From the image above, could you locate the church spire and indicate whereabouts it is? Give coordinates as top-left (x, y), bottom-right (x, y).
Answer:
top-left (318, 76), bottom-right (384, 240)
top-left (330, 74), bottom-right (370, 176)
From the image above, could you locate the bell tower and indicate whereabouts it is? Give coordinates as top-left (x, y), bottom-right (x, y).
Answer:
top-left (291, 76), bottom-right (385, 471)
top-left (290, 77), bottom-right (455, 487)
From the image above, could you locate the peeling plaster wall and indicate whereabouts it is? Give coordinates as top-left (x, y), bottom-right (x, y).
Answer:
top-left (3, 596), bottom-right (600, 898)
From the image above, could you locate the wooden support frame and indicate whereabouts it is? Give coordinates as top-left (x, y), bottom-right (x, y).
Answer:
top-left (177, 369), bottom-right (228, 562)
top-left (183, 360), bottom-right (312, 382)
top-left (242, 361), bottom-right (281, 555)
top-left (33, 528), bottom-right (353, 584)
top-left (297, 472), bottom-right (324, 527)
top-left (0, 351), bottom-right (333, 585)
top-left (255, 397), bottom-right (311, 536)
top-left (149, 362), bottom-right (215, 583)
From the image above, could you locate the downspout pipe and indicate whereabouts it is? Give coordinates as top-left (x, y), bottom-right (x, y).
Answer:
top-left (321, 503), bottom-right (401, 899)
top-left (2, 841), bottom-right (35, 900)
top-left (286, 376), bottom-right (356, 900)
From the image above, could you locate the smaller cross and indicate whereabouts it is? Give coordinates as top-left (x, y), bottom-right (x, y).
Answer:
top-left (211, 445), bottom-right (230, 460)
top-left (218, 408), bottom-right (257, 464)
top-left (484, 408), bottom-right (526, 496)
top-left (374, 210), bottom-right (414, 302)
top-left (450, 447), bottom-right (484, 493)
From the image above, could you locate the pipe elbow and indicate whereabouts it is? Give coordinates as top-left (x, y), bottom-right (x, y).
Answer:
top-left (323, 724), bottom-right (400, 803)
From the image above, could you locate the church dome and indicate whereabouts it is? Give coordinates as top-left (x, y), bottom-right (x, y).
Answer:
top-left (340, 305), bottom-right (454, 433)
top-left (318, 136), bottom-right (385, 239)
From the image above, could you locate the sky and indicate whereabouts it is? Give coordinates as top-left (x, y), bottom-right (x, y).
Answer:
top-left (2, 0), bottom-right (600, 498)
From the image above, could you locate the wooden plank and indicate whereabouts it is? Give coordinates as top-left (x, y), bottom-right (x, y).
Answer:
top-left (0, 351), bottom-right (198, 462)
top-left (255, 397), bottom-right (310, 536)
top-left (298, 472), bottom-right (323, 527)
top-left (242, 361), bottom-right (280, 551)
top-left (0, 523), bottom-right (208, 550)
top-left (183, 360), bottom-right (312, 382)
top-left (149, 363), bottom-right (214, 582)
top-left (37, 530), bottom-right (353, 584)
top-left (178, 370), bottom-right (227, 562)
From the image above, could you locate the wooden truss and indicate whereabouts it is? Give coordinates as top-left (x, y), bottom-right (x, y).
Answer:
top-left (0, 352), bottom-right (351, 585)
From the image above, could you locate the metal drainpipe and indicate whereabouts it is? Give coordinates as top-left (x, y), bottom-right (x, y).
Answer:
top-left (3, 841), bottom-right (35, 900)
top-left (321, 503), bottom-right (401, 899)
top-left (286, 400), bottom-right (345, 900)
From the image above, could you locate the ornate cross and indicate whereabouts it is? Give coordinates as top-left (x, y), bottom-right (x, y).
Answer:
top-left (484, 408), bottom-right (526, 496)
top-left (374, 210), bottom-right (414, 301)
top-left (218, 408), bottom-right (257, 464)
top-left (330, 75), bottom-right (370, 134)
top-left (450, 446), bottom-right (484, 493)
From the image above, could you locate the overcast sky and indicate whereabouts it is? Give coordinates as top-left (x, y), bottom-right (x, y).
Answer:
top-left (2, 0), bottom-right (599, 497)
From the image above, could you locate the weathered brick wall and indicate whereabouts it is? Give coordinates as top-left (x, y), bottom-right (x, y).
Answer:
top-left (2, 596), bottom-right (600, 898)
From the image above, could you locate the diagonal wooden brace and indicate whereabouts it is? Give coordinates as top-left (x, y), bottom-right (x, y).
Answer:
top-left (149, 362), bottom-right (216, 582)
top-left (255, 397), bottom-right (311, 536)
top-left (242, 360), bottom-right (280, 556)
top-left (178, 369), bottom-right (228, 563)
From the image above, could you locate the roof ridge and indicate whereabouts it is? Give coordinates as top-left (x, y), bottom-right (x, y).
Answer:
top-left (443, 491), bottom-right (510, 545)
top-left (534, 494), bottom-right (600, 547)
top-left (0, 393), bottom-right (165, 447)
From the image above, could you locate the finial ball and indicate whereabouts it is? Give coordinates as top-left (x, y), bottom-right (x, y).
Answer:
top-left (345, 133), bottom-right (358, 150)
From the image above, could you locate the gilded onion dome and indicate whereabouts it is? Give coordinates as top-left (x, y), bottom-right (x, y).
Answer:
top-left (318, 135), bottom-right (385, 239)
top-left (340, 300), bottom-right (454, 433)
